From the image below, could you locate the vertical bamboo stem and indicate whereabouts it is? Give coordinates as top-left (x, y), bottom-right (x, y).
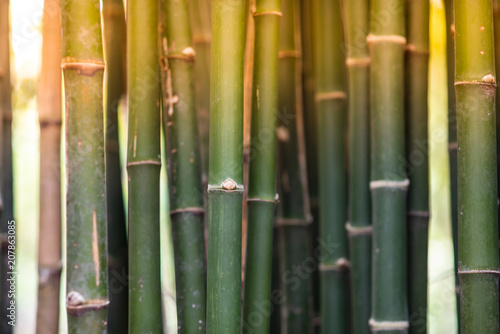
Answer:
top-left (159, 0), bottom-right (207, 331)
top-left (36, 1), bottom-right (62, 332)
top-left (60, 0), bottom-right (109, 331)
top-left (343, 0), bottom-right (371, 332)
top-left (242, 0), bottom-right (281, 332)
top-left (126, 0), bottom-right (162, 332)
top-left (207, 0), bottom-right (246, 332)
top-left (454, 0), bottom-right (500, 332)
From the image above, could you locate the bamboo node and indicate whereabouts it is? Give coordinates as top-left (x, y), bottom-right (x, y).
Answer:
top-left (276, 126), bottom-right (290, 142)
top-left (276, 218), bottom-right (310, 227)
top-left (319, 258), bottom-right (350, 272)
top-left (222, 178), bottom-right (237, 190)
top-left (167, 47), bottom-right (196, 62)
top-left (345, 222), bottom-right (372, 236)
top-left (169, 207), bottom-right (205, 216)
top-left (252, 10), bottom-right (282, 17)
top-left (448, 142), bottom-right (458, 151)
top-left (405, 44), bottom-right (430, 55)
top-left (369, 319), bottom-right (409, 331)
top-left (126, 160), bottom-right (162, 168)
top-left (314, 91), bottom-right (347, 102)
top-left (278, 50), bottom-right (301, 59)
top-left (207, 180), bottom-right (244, 192)
top-left (247, 197), bottom-right (277, 204)
top-left (458, 269), bottom-right (500, 276)
top-left (366, 34), bottom-right (407, 45)
top-left (61, 58), bottom-right (105, 76)
top-left (482, 74), bottom-right (496, 84)
top-left (408, 210), bottom-right (430, 218)
top-left (345, 57), bottom-right (371, 67)
top-left (192, 34), bottom-right (211, 44)
top-left (38, 263), bottom-right (63, 286)
top-left (370, 179), bottom-right (410, 191)
top-left (66, 291), bottom-right (110, 316)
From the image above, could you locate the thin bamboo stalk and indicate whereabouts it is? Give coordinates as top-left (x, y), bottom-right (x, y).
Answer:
top-left (242, 0), bottom-right (281, 332)
top-left (206, 0), bottom-right (246, 332)
top-left (312, 0), bottom-right (349, 332)
top-left (101, 0), bottom-right (128, 332)
top-left (126, 0), bottom-right (162, 331)
top-left (36, 1), bottom-right (62, 332)
top-left (0, 0), bottom-right (10, 332)
top-left (368, 0), bottom-right (408, 333)
top-left (342, 0), bottom-right (371, 332)
top-left (454, 0), bottom-right (500, 332)
top-left (494, 0), bottom-right (500, 284)
top-left (60, 0), bottom-right (108, 331)
top-left (406, 1), bottom-right (430, 333)
top-left (277, 0), bottom-right (312, 332)
top-left (159, 0), bottom-right (207, 331)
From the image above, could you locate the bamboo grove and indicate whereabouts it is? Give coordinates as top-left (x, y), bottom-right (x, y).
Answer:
top-left (1, 0), bottom-right (499, 333)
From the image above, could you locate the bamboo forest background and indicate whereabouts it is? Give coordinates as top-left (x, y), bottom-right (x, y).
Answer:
top-left (13, 0), bottom-right (455, 333)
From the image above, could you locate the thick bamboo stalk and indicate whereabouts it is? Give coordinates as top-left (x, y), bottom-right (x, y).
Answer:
top-left (368, 0), bottom-right (408, 333)
top-left (277, 0), bottom-right (312, 332)
top-left (342, 0), bottom-right (371, 332)
top-left (159, 0), bottom-right (207, 331)
top-left (312, 0), bottom-right (349, 333)
top-left (101, 0), bottom-right (128, 332)
top-left (126, 0), bottom-right (162, 332)
top-left (406, 1), bottom-right (430, 333)
top-left (242, 0), bottom-right (281, 332)
top-left (36, 1), bottom-right (62, 332)
top-left (454, 0), bottom-right (500, 332)
top-left (0, 0), bottom-right (10, 332)
top-left (60, 0), bottom-right (108, 331)
top-left (206, 0), bottom-right (246, 332)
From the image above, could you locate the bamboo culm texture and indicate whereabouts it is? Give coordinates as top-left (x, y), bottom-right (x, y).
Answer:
top-left (60, 0), bottom-right (109, 331)
top-left (126, 0), bottom-right (162, 332)
top-left (454, 0), bottom-right (500, 333)
top-left (207, 0), bottom-right (246, 332)
top-left (494, 0), bottom-right (500, 282)
top-left (36, 1), bottom-right (62, 332)
top-left (242, 0), bottom-right (281, 332)
top-left (102, 0), bottom-right (128, 332)
top-left (159, 0), bottom-right (207, 331)
top-left (368, 0), bottom-right (409, 333)
top-left (0, 0), bottom-right (12, 332)
top-left (276, 0), bottom-right (312, 332)
top-left (343, 0), bottom-right (371, 332)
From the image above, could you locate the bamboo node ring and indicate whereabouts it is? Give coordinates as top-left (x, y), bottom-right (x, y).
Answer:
top-left (314, 91), bottom-right (347, 102)
top-left (345, 222), bottom-right (372, 236)
top-left (253, 10), bottom-right (282, 17)
top-left (366, 34), bottom-right (407, 45)
top-left (369, 319), bottom-right (409, 330)
top-left (370, 179), bottom-right (410, 190)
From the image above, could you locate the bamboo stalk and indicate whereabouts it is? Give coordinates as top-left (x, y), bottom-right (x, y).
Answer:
top-left (126, 0), bottom-right (162, 332)
top-left (242, 0), bottom-right (281, 332)
top-left (368, 0), bottom-right (408, 333)
top-left (206, 0), bottom-right (246, 332)
top-left (494, 0), bottom-right (500, 284)
top-left (454, 0), bottom-right (500, 332)
top-left (342, 0), bottom-right (371, 332)
top-left (406, 1), bottom-right (430, 333)
top-left (0, 0), bottom-right (11, 332)
top-left (60, 0), bottom-right (109, 331)
top-left (312, 0), bottom-right (349, 333)
top-left (159, 0), bottom-right (207, 331)
top-left (276, 0), bottom-right (312, 332)
top-left (101, 0), bottom-right (128, 332)
top-left (36, 1), bottom-right (62, 332)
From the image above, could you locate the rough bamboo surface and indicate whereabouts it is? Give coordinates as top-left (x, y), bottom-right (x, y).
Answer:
top-left (61, 0), bottom-right (109, 331)
top-left (406, 1), bottom-right (430, 333)
top-left (0, 0), bottom-right (11, 332)
top-left (37, 1), bottom-right (62, 332)
top-left (454, 1), bottom-right (500, 333)
top-left (126, 0), bottom-right (162, 332)
top-left (368, 0), bottom-right (409, 333)
top-left (159, 0), bottom-right (207, 331)
top-left (242, 0), bottom-right (281, 332)
top-left (277, 0), bottom-right (312, 332)
top-left (102, 0), bottom-right (128, 332)
top-left (207, 0), bottom-right (246, 332)
top-left (343, 0), bottom-right (371, 332)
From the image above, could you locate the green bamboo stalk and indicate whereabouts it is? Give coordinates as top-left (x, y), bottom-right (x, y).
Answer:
top-left (444, 0), bottom-right (460, 319)
top-left (188, 0), bottom-right (211, 181)
top-left (276, 0), bottom-right (312, 332)
top-left (242, 0), bottom-right (281, 332)
top-left (0, 0), bottom-right (10, 332)
top-left (311, 0), bottom-right (349, 333)
top-left (101, 0), bottom-right (128, 332)
top-left (207, 0), bottom-right (246, 332)
top-left (342, 0), bottom-right (371, 332)
top-left (368, 0), bottom-right (408, 333)
top-left (159, 0), bottom-right (207, 331)
top-left (454, 0), bottom-right (500, 332)
top-left (406, 1), bottom-right (430, 332)
top-left (60, 0), bottom-right (108, 331)
top-left (126, 0), bottom-right (162, 332)
top-left (36, 1), bottom-right (62, 332)
top-left (494, 0), bottom-right (500, 276)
